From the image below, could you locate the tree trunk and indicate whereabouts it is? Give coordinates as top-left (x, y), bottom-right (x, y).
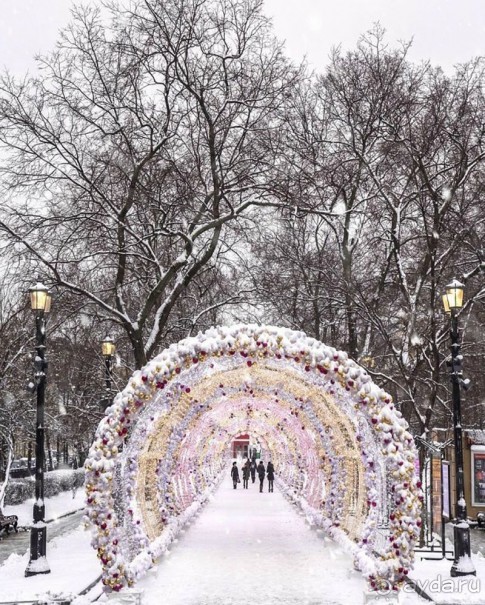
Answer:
top-left (27, 441), bottom-right (33, 474)
top-left (46, 430), bottom-right (53, 472)
top-left (0, 439), bottom-right (14, 508)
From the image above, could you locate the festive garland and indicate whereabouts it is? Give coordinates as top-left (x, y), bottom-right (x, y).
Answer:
top-left (84, 324), bottom-right (422, 593)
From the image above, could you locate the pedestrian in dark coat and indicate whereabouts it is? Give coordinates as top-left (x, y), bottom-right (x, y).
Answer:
top-left (267, 461), bottom-right (275, 492)
top-left (250, 459), bottom-right (257, 483)
top-left (257, 461), bottom-right (266, 493)
top-left (231, 462), bottom-right (240, 489)
top-left (242, 460), bottom-right (250, 489)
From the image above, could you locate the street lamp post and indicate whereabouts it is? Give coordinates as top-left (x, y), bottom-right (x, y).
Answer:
top-left (442, 279), bottom-right (476, 577)
top-left (101, 337), bottom-right (115, 411)
top-left (25, 282), bottom-right (52, 577)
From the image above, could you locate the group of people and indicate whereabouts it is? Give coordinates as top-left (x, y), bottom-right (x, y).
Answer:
top-left (230, 458), bottom-right (275, 493)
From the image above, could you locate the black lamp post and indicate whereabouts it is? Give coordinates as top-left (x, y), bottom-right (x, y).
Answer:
top-left (101, 336), bottom-right (115, 410)
top-left (442, 279), bottom-right (476, 577)
top-left (25, 282), bottom-right (52, 577)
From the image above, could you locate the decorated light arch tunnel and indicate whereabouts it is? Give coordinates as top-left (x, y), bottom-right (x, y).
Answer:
top-left (85, 325), bottom-right (422, 593)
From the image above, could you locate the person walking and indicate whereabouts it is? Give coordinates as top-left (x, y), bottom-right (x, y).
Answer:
top-left (231, 461), bottom-right (240, 489)
top-left (257, 460), bottom-right (266, 493)
top-left (242, 459), bottom-right (250, 489)
top-left (250, 459), bottom-right (257, 484)
top-left (267, 460), bottom-right (275, 492)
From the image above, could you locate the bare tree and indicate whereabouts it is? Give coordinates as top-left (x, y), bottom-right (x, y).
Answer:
top-left (0, 267), bottom-right (35, 493)
top-left (0, 0), bottom-right (301, 368)
top-left (245, 28), bottom-right (485, 438)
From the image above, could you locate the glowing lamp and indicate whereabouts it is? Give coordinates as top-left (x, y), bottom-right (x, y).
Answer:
top-left (444, 279), bottom-right (464, 311)
top-left (101, 337), bottom-right (116, 358)
top-left (29, 282), bottom-right (52, 313)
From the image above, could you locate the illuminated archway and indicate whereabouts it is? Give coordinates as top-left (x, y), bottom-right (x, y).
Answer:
top-left (85, 325), bottom-right (421, 593)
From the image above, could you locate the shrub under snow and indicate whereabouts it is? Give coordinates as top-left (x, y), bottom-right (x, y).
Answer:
top-left (4, 469), bottom-right (85, 505)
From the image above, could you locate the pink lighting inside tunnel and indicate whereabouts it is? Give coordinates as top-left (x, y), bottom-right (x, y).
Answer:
top-left (85, 324), bottom-right (422, 594)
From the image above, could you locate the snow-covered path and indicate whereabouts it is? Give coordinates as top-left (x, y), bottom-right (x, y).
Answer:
top-left (135, 478), bottom-right (367, 605)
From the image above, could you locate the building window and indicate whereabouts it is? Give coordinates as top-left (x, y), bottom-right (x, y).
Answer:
top-left (471, 446), bottom-right (485, 507)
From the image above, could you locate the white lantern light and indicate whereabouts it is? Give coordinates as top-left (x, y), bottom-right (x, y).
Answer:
top-left (444, 279), bottom-right (464, 311)
top-left (101, 336), bottom-right (116, 357)
top-left (29, 282), bottom-right (52, 313)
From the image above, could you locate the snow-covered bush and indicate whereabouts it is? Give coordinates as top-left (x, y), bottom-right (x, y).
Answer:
top-left (4, 469), bottom-right (84, 505)
top-left (43, 469), bottom-right (85, 498)
top-left (4, 479), bottom-right (33, 505)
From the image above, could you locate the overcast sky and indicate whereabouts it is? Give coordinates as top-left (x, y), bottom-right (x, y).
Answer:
top-left (0, 0), bottom-right (483, 76)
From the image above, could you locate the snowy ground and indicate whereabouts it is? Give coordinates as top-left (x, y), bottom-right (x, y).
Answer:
top-left (131, 478), bottom-right (367, 605)
top-left (1, 479), bottom-right (485, 604)
top-left (4, 488), bottom-right (86, 526)
top-left (0, 488), bottom-right (98, 602)
top-left (0, 526), bottom-right (100, 603)
top-left (408, 553), bottom-right (485, 605)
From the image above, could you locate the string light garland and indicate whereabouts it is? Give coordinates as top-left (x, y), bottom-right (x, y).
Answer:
top-left (85, 324), bottom-right (421, 594)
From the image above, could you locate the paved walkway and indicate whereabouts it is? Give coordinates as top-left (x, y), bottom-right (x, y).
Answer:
top-left (134, 478), bottom-right (367, 605)
top-left (0, 510), bottom-right (85, 564)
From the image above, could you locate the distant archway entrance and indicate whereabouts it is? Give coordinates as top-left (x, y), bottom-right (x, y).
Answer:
top-left (85, 325), bottom-right (421, 593)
